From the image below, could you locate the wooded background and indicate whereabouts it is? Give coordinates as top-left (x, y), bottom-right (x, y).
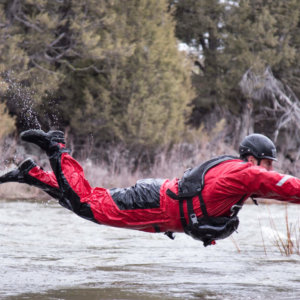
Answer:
top-left (1, 0), bottom-right (300, 169)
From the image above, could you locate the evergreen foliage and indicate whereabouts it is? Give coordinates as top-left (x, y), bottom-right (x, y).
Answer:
top-left (1, 0), bottom-right (300, 160)
top-left (0, 0), bottom-right (193, 158)
top-left (171, 0), bottom-right (300, 137)
top-left (170, 0), bottom-right (225, 125)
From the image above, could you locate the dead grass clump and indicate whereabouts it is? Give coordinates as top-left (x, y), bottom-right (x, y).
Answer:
top-left (268, 205), bottom-right (300, 256)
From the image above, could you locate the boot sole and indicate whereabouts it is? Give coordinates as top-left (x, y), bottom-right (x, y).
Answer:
top-left (20, 130), bottom-right (65, 144)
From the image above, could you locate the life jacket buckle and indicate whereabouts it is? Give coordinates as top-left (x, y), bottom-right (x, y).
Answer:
top-left (190, 213), bottom-right (198, 225)
top-left (230, 204), bottom-right (243, 216)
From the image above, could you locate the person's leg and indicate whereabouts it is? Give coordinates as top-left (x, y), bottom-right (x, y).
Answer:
top-left (48, 147), bottom-right (97, 221)
top-left (0, 158), bottom-right (62, 200)
top-left (21, 129), bottom-right (97, 223)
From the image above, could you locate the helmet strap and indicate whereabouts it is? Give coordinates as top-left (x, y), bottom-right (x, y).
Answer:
top-left (257, 158), bottom-right (261, 166)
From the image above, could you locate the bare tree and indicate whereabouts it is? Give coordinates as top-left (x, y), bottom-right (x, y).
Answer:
top-left (239, 67), bottom-right (300, 161)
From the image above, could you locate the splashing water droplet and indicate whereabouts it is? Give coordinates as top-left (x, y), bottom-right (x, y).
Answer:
top-left (4, 73), bottom-right (41, 129)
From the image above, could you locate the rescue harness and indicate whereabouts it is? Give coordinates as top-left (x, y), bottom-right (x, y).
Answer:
top-left (166, 155), bottom-right (246, 247)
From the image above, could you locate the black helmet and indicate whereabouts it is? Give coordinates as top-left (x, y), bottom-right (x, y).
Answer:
top-left (239, 133), bottom-right (277, 161)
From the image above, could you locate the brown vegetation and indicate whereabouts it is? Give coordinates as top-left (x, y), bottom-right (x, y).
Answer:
top-left (1, 122), bottom-right (300, 202)
top-left (268, 205), bottom-right (300, 256)
top-left (0, 124), bottom-right (235, 199)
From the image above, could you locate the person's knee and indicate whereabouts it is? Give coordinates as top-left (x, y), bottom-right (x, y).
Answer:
top-left (60, 197), bottom-right (96, 222)
top-left (78, 203), bottom-right (97, 223)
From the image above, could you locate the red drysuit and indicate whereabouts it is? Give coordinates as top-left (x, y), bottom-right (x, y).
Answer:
top-left (26, 151), bottom-right (300, 234)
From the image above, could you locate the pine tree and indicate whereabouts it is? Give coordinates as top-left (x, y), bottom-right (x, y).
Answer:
top-left (0, 0), bottom-right (69, 128)
top-left (170, 0), bottom-right (225, 126)
top-left (0, 0), bottom-right (193, 158)
top-left (270, 0), bottom-right (300, 96)
top-left (103, 0), bottom-right (193, 153)
top-left (171, 0), bottom-right (300, 139)
top-left (59, 0), bottom-right (193, 156)
top-left (223, 0), bottom-right (300, 141)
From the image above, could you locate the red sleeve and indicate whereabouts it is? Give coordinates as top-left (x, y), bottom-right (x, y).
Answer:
top-left (242, 166), bottom-right (300, 203)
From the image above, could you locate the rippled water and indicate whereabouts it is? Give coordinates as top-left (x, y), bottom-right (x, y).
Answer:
top-left (1, 200), bottom-right (300, 300)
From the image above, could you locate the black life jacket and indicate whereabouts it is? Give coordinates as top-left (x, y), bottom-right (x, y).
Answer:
top-left (166, 155), bottom-right (246, 247)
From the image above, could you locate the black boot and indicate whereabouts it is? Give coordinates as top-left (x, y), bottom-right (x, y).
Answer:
top-left (0, 158), bottom-right (36, 184)
top-left (20, 129), bottom-right (65, 151)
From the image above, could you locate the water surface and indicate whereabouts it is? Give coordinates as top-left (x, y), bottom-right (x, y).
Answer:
top-left (1, 200), bottom-right (300, 299)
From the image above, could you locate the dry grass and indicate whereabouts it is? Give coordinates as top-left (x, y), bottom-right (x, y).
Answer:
top-left (1, 126), bottom-right (300, 201)
top-left (0, 127), bottom-right (235, 198)
top-left (268, 205), bottom-right (300, 256)
top-left (82, 128), bottom-right (236, 188)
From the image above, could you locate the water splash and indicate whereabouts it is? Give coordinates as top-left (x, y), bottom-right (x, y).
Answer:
top-left (4, 74), bottom-right (41, 129)
top-left (0, 73), bottom-right (62, 171)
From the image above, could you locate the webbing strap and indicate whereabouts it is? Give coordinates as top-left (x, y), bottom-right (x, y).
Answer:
top-left (166, 188), bottom-right (181, 200)
top-left (178, 194), bottom-right (246, 231)
top-left (198, 193), bottom-right (208, 216)
top-left (167, 155), bottom-right (243, 232)
top-left (178, 197), bottom-right (198, 231)
top-left (230, 194), bottom-right (246, 217)
top-left (186, 197), bottom-right (199, 225)
top-left (178, 200), bottom-right (188, 229)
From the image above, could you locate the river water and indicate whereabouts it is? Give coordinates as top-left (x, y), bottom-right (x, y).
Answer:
top-left (1, 200), bottom-right (300, 300)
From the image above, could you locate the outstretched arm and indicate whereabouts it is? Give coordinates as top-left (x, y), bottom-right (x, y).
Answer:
top-left (243, 166), bottom-right (300, 203)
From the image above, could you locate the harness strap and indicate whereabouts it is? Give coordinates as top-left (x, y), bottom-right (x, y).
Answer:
top-left (168, 189), bottom-right (201, 229)
top-left (167, 189), bottom-right (189, 231)
top-left (166, 156), bottom-right (245, 233)
top-left (230, 194), bottom-right (246, 217)
top-left (176, 192), bottom-right (246, 231)
top-left (198, 193), bottom-right (208, 216)
top-left (186, 197), bottom-right (198, 225)
top-left (166, 189), bottom-right (181, 200)
top-left (178, 199), bottom-right (188, 229)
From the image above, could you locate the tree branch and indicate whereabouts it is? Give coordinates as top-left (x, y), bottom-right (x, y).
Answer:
top-left (58, 59), bottom-right (104, 73)
top-left (239, 67), bottom-right (300, 147)
top-left (31, 59), bottom-right (60, 75)
top-left (13, 14), bottom-right (43, 32)
top-left (48, 32), bottom-right (66, 47)
top-left (194, 60), bottom-right (205, 72)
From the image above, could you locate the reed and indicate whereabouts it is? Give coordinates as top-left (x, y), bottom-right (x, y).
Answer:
top-left (258, 217), bottom-right (267, 255)
top-left (268, 205), bottom-right (300, 256)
